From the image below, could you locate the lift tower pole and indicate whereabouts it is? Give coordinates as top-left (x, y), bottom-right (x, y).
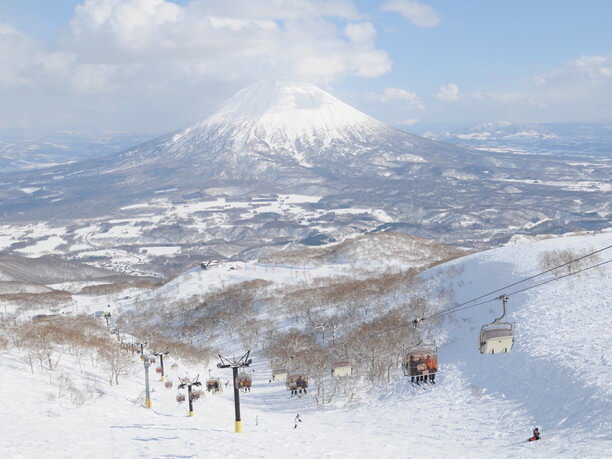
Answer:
top-left (217, 350), bottom-right (252, 433)
top-left (136, 341), bottom-right (147, 361)
top-left (152, 350), bottom-right (170, 382)
top-left (178, 376), bottom-right (201, 417)
top-left (143, 357), bottom-right (152, 409)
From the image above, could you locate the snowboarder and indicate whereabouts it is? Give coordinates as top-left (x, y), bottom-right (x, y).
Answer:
top-left (294, 414), bottom-right (302, 429)
top-left (529, 427), bottom-right (541, 441)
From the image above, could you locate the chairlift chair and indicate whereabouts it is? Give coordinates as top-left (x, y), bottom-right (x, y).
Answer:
top-left (205, 378), bottom-right (223, 394)
top-left (479, 294), bottom-right (515, 354)
top-left (272, 368), bottom-right (288, 382)
top-left (331, 360), bottom-right (352, 378)
top-left (403, 319), bottom-right (438, 383)
top-left (286, 374), bottom-right (309, 392)
top-left (402, 346), bottom-right (438, 378)
top-left (237, 373), bottom-right (252, 390)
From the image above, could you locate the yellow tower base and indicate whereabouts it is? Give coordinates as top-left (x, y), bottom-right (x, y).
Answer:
top-left (161, 375), bottom-right (165, 382)
top-left (235, 420), bottom-right (242, 433)
top-left (145, 398), bottom-right (152, 409)
top-left (189, 410), bottom-right (194, 417)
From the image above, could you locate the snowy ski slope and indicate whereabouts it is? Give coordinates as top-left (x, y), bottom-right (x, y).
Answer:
top-left (0, 231), bottom-right (610, 457)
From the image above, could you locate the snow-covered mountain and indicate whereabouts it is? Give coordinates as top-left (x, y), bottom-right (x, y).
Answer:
top-left (419, 121), bottom-right (612, 157)
top-left (182, 81), bottom-right (397, 160)
top-left (114, 80), bottom-right (434, 181)
top-left (0, 82), bottom-right (609, 267)
top-left (0, 132), bottom-right (152, 173)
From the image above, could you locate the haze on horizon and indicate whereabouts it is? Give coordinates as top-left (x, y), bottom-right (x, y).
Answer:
top-left (0, 0), bottom-right (611, 137)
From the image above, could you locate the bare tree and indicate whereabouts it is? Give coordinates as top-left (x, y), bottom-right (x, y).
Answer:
top-left (100, 339), bottom-right (134, 385)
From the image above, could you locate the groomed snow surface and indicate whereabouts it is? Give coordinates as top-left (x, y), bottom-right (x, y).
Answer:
top-left (1, 231), bottom-right (610, 457)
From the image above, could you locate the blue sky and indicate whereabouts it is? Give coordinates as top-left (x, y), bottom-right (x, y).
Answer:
top-left (0, 0), bottom-right (610, 135)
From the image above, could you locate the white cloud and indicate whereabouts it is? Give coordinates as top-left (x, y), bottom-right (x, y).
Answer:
top-left (61, 0), bottom-right (390, 81)
top-left (345, 22), bottom-right (377, 43)
top-left (70, 0), bottom-right (183, 51)
top-left (398, 119), bottom-right (419, 126)
top-left (542, 55), bottom-right (612, 81)
top-left (471, 92), bottom-right (542, 107)
top-left (0, 0), bottom-right (392, 132)
top-left (381, 0), bottom-right (440, 27)
top-left (375, 87), bottom-right (423, 108)
top-left (569, 55), bottom-right (611, 79)
top-left (435, 83), bottom-right (459, 101)
top-left (465, 55), bottom-right (612, 122)
top-left (189, 0), bottom-right (362, 21)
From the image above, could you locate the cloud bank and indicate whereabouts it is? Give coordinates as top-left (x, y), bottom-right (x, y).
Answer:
top-left (0, 0), bottom-right (391, 133)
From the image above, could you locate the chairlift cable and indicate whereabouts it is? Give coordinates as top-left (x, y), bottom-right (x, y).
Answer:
top-left (268, 246), bottom-right (611, 341)
top-left (225, 250), bottom-right (611, 363)
top-left (329, 257), bottom-right (611, 344)
top-left (426, 244), bottom-right (611, 317)
top-left (424, 258), bottom-right (611, 320)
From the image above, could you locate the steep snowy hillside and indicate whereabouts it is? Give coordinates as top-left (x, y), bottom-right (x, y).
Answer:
top-left (0, 231), bottom-right (609, 457)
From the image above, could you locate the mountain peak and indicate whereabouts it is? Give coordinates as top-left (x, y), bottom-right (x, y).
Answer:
top-left (170, 80), bottom-right (388, 151)
top-left (207, 80), bottom-right (371, 126)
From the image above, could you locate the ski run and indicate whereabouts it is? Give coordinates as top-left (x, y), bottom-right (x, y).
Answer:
top-left (1, 230), bottom-right (610, 458)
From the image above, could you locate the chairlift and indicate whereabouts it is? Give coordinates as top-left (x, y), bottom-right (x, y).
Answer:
top-left (286, 374), bottom-right (308, 395)
top-left (403, 319), bottom-right (438, 384)
top-left (272, 368), bottom-right (288, 382)
top-left (331, 360), bottom-right (352, 378)
top-left (403, 346), bottom-right (438, 384)
top-left (205, 378), bottom-right (223, 394)
top-left (479, 294), bottom-right (514, 354)
top-left (237, 373), bottom-right (252, 391)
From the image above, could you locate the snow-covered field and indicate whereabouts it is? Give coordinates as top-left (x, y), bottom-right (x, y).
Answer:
top-left (0, 193), bottom-right (395, 276)
top-left (0, 231), bottom-right (610, 457)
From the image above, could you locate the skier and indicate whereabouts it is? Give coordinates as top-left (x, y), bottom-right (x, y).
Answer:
top-left (529, 427), bottom-right (541, 441)
top-left (294, 414), bottom-right (302, 429)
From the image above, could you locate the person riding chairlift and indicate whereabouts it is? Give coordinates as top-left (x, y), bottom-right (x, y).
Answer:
top-left (416, 356), bottom-right (427, 383)
top-left (409, 355), bottom-right (418, 383)
top-left (425, 355), bottom-right (437, 384)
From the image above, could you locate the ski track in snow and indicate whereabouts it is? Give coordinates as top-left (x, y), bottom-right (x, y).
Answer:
top-left (1, 231), bottom-right (610, 457)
